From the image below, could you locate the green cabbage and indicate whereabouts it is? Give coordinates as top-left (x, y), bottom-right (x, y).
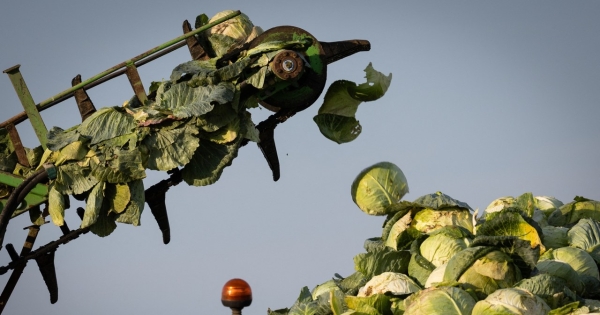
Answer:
top-left (402, 286), bottom-right (476, 315)
top-left (548, 196), bottom-right (600, 226)
top-left (567, 218), bottom-right (600, 264)
top-left (351, 162), bottom-right (409, 216)
top-left (535, 196), bottom-right (564, 218)
top-left (357, 272), bottom-right (421, 297)
top-left (471, 288), bottom-right (551, 315)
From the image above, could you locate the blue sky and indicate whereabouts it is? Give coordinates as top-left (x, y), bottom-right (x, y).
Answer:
top-left (1, 1), bottom-right (599, 314)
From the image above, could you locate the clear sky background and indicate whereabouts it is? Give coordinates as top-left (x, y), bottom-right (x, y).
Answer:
top-left (1, 1), bottom-right (599, 314)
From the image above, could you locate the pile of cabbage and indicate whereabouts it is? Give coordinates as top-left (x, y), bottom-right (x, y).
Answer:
top-left (268, 162), bottom-right (600, 315)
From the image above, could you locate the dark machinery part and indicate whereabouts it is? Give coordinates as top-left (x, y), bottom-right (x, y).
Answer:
top-left (245, 26), bottom-right (370, 181)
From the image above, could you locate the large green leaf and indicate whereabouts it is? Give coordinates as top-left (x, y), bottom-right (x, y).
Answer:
top-left (81, 181), bottom-right (104, 229)
top-left (46, 126), bottom-right (81, 151)
top-left (314, 63), bottom-right (391, 143)
top-left (54, 163), bottom-right (98, 195)
top-left (89, 202), bottom-right (117, 237)
top-left (354, 247), bottom-right (411, 279)
top-left (116, 179), bottom-right (144, 226)
top-left (313, 114), bottom-right (361, 144)
top-left (515, 274), bottom-right (577, 309)
top-left (156, 82), bottom-right (235, 119)
top-left (90, 147), bottom-right (146, 184)
top-left (143, 123), bottom-right (200, 171)
top-left (413, 191), bottom-right (473, 211)
top-left (476, 208), bottom-right (544, 253)
top-left (78, 107), bottom-right (137, 145)
top-left (181, 137), bottom-right (240, 186)
top-left (48, 184), bottom-right (66, 226)
top-left (346, 294), bottom-right (392, 315)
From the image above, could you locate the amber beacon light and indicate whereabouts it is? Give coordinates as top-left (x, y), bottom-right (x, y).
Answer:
top-left (221, 278), bottom-right (252, 315)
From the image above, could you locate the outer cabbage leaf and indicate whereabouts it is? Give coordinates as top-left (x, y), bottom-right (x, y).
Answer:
top-left (313, 114), bottom-right (361, 144)
top-left (357, 272), bottom-right (421, 297)
top-left (514, 274), bottom-right (577, 309)
top-left (567, 218), bottom-right (600, 264)
top-left (54, 163), bottom-right (98, 195)
top-left (536, 260), bottom-right (584, 294)
top-left (540, 247), bottom-right (599, 280)
top-left (351, 162), bottom-right (409, 216)
top-left (444, 246), bottom-right (521, 297)
top-left (48, 184), bottom-right (66, 226)
top-left (181, 137), bottom-right (240, 186)
top-left (354, 247), bottom-right (411, 279)
top-left (536, 196), bottom-right (564, 218)
top-left (345, 294), bottom-right (392, 315)
top-left (46, 126), bottom-right (82, 151)
top-left (78, 107), bottom-right (136, 145)
top-left (410, 208), bottom-right (473, 234)
top-left (143, 123), bottom-right (200, 171)
top-left (414, 191), bottom-right (473, 211)
top-left (476, 208), bottom-right (544, 253)
top-left (471, 288), bottom-right (551, 315)
top-left (548, 196), bottom-right (600, 226)
top-left (90, 147), bottom-right (146, 184)
top-left (314, 63), bottom-right (391, 144)
top-left (542, 226), bottom-right (569, 249)
top-left (156, 82), bottom-right (235, 119)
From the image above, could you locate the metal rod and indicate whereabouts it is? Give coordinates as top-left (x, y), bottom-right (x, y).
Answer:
top-left (2, 66), bottom-right (48, 149)
top-left (0, 10), bottom-right (241, 128)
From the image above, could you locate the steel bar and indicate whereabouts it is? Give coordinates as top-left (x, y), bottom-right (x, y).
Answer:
top-left (0, 10), bottom-right (241, 128)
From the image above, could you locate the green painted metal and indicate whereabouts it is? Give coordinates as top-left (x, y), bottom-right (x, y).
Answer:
top-left (3, 66), bottom-right (48, 150)
top-left (0, 170), bottom-right (49, 217)
top-left (34, 10), bottom-right (241, 113)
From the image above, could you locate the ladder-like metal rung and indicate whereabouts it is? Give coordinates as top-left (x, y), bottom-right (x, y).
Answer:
top-left (4, 124), bottom-right (29, 167)
top-left (125, 64), bottom-right (148, 105)
top-left (71, 75), bottom-right (97, 122)
top-left (183, 19), bottom-right (210, 61)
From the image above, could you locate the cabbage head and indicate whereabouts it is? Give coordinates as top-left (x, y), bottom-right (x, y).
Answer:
top-left (357, 272), bottom-right (420, 297)
top-left (535, 196), bottom-right (563, 218)
top-left (542, 226), bottom-right (569, 249)
top-left (408, 226), bottom-right (473, 286)
top-left (567, 218), bottom-right (600, 264)
top-left (402, 286), bottom-right (476, 315)
top-left (351, 162), bottom-right (409, 216)
top-left (540, 247), bottom-right (599, 281)
top-left (548, 196), bottom-right (600, 226)
top-left (514, 274), bottom-right (577, 309)
top-left (206, 10), bottom-right (262, 56)
top-left (471, 288), bottom-right (551, 315)
top-left (536, 260), bottom-right (585, 294)
top-left (443, 246), bottom-right (522, 297)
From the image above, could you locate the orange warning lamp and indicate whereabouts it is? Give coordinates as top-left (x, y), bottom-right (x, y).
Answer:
top-left (221, 278), bottom-right (252, 315)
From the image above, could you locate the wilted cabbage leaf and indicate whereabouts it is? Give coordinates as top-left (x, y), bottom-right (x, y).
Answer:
top-left (314, 63), bottom-right (391, 144)
top-left (351, 162), bottom-right (409, 216)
